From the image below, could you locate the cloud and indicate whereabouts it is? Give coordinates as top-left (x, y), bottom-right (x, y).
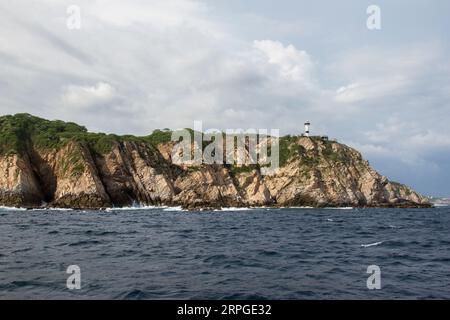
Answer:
top-left (87, 0), bottom-right (212, 31)
top-left (61, 82), bottom-right (117, 108)
top-left (364, 115), bottom-right (450, 150)
top-left (332, 44), bottom-right (444, 105)
top-left (253, 40), bottom-right (315, 85)
top-left (335, 76), bottom-right (409, 103)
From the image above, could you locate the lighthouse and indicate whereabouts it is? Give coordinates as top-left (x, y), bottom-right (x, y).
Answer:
top-left (304, 121), bottom-right (310, 137)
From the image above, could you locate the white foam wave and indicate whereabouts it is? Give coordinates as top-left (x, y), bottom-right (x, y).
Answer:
top-left (1, 206), bottom-right (77, 212)
top-left (106, 205), bottom-right (163, 212)
top-left (214, 207), bottom-right (253, 212)
top-left (163, 206), bottom-right (186, 212)
top-left (361, 241), bottom-right (383, 248)
top-left (0, 206), bottom-right (27, 211)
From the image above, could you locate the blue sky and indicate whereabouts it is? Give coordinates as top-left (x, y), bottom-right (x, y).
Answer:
top-left (0, 1), bottom-right (449, 196)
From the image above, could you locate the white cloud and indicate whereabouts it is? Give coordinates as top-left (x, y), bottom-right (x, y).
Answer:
top-left (332, 45), bottom-right (443, 105)
top-left (253, 40), bottom-right (315, 86)
top-left (409, 131), bottom-right (450, 148)
top-left (335, 76), bottom-right (409, 103)
top-left (87, 0), bottom-right (212, 31)
top-left (61, 82), bottom-right (116, 108)
top-left (353, 115), bottom-right (450, 170)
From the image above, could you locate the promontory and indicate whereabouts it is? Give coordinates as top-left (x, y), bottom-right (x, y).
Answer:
top-left (0, 114), bottom-right (430, 209)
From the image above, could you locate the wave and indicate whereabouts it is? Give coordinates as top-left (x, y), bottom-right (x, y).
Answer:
top-left (0, 206), bottom-right (27, 211)
top-left (163, 206), bottom-right (187, 212)
top-left (361, 241), bottom-right (383, 248)
top-left (107, 205), bottom-right (193, 212)
top-left (214, 207), bottom-right (254, 211)
top-left (32, 208), bottom-right (74, 211)
top-left (105, 202), bottom-right (191, 212)
top-left (218, 206), bottom-right (354, 210)
top-left (0, 204), bottom-right (358, 212)
top-left (433, 203), bottom-right (450, 207)
top-left (274, 206), bottom-right (353, 210)
top-left (213, 206), bottom-right (313, 210)
top-left (106, 205), bottom-right (164, 212)
top-left (1, 206), bottom-right (74, 212)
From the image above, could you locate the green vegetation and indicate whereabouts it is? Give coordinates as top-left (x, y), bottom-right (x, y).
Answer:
top-left (301, 154), bottom-right (320, 166)
top-left (0, 114), bottom-right (203, 157)
top-left (0, 114), bottom-right (352, 171)
top-left (145, 129), bottom-right (173, 146)
top-left (0, 113), bottom-right (152, 156)
top-left (60, 147), bottom-right (85, 177)
top-left (231, 164), bottom-right (259, 174)
top-left (279, 135), bottom-right (306, 166)
top-left (144, 128), bottom-right (206, 148)
top-left (0, 113), bottom-right (87, 155)
top-left (278, 135), bottom-right (351, 167)
top-left (322, 140), bottom-right (339, 162)
top-left (322, 140), bottom-right (352, 164)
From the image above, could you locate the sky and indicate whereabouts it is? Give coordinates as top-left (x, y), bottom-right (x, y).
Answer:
top-left (0, 0), bottom-right (449, 196)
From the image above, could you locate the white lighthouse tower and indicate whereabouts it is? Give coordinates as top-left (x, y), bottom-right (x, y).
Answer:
top-left (304, 120), bottom-right (310, 137)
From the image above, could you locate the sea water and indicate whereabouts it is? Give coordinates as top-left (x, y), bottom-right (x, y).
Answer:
top-left (0, 207), bottom-right (449, 299)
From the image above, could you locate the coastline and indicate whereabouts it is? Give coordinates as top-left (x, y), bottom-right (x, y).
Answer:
top-left (0, 201), bottom-right (434, 212)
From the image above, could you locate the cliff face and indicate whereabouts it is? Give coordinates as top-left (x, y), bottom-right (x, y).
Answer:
top-left (263, 138), bottom-right (426, 207)
top-left (0, 114), bottom-right (430, 209)
top-left (0, 154), bottom-right (43, 207)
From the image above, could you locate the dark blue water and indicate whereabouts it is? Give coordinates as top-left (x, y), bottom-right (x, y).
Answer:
top-left (0, 206), bottom-right (449, 299)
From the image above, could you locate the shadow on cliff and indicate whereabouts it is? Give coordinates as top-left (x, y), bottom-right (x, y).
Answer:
top-left (27, 149), bottom-right (57, 203)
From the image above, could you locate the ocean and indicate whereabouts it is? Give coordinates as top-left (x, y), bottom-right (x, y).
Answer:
top-left (0, 206), bottom-right (449, 299)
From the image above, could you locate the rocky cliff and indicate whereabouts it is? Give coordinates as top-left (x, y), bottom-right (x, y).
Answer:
top-left (0, 114), bottom-right (430, 209)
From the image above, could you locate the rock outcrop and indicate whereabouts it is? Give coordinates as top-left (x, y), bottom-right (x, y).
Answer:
top-left (0, 114), bottom-right (430, 209)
